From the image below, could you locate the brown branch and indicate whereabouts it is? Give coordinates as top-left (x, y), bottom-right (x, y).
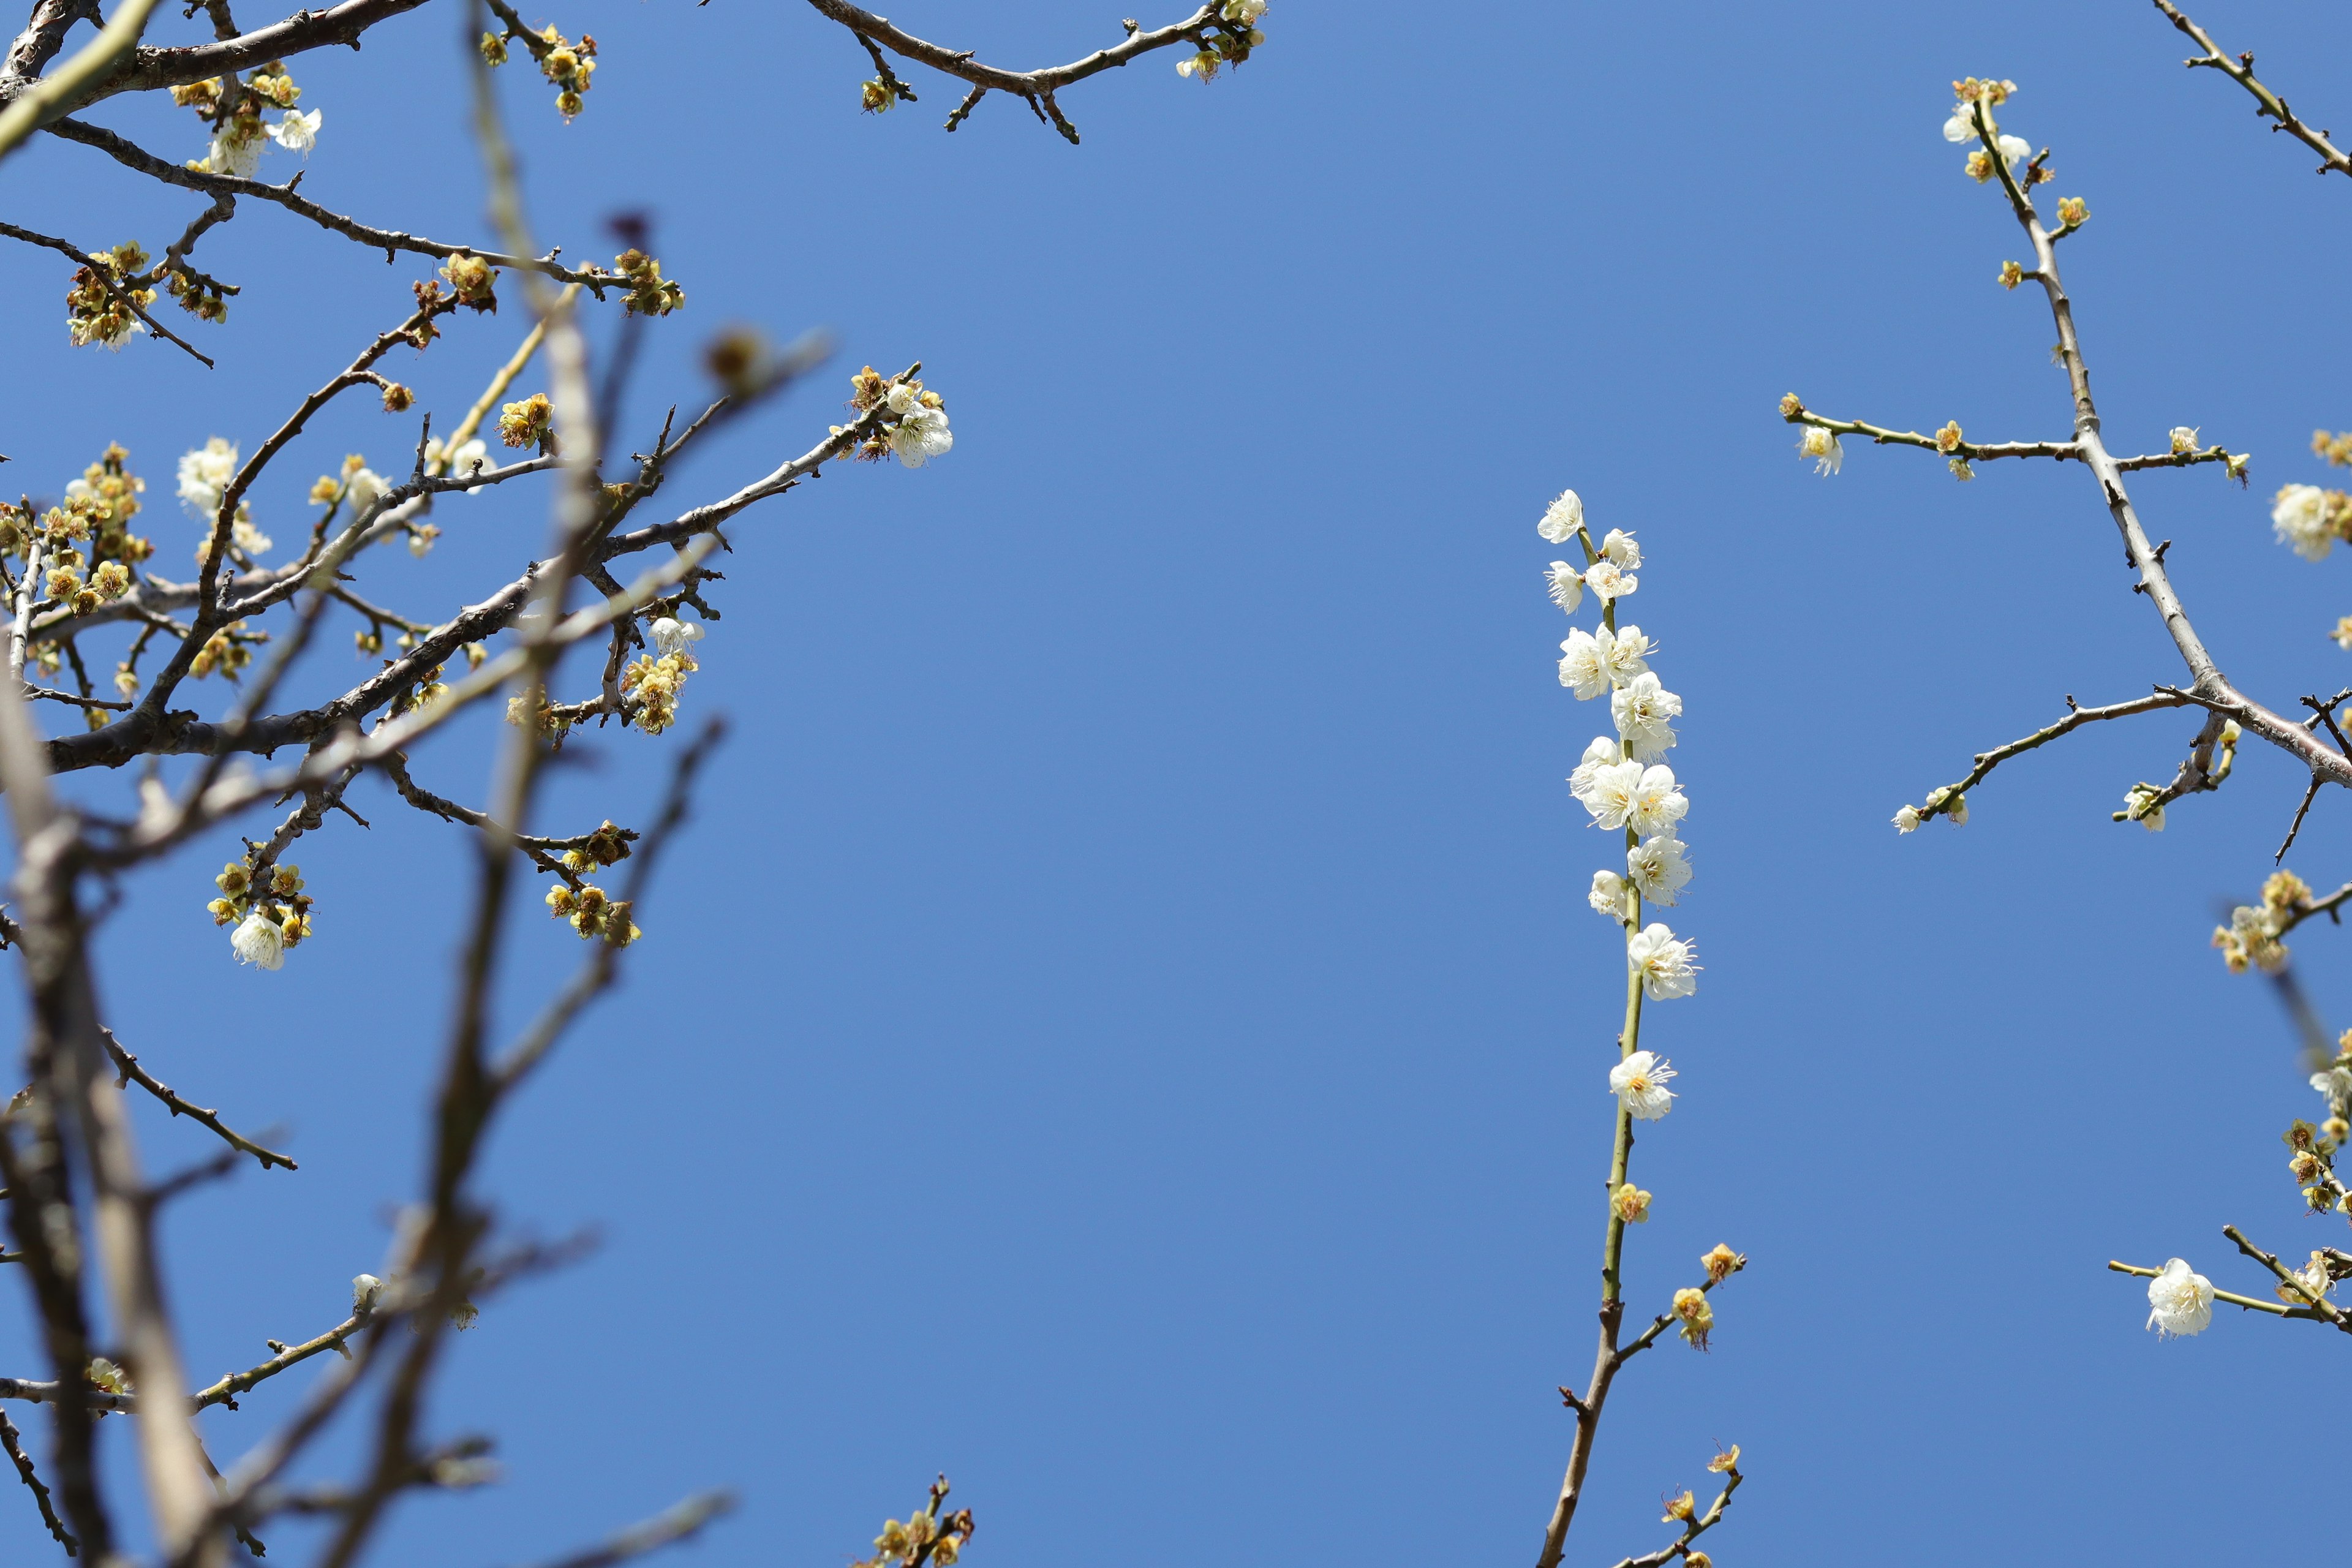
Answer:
top-left (2154, 1), bottom-right (2352, 178)
top-left (101, 1031), bottom-right (295, 1172)
top-left (510, 1490), bottom-right (737, 1568)
top-left (42, 0), bottom-right (431, 110)
top-left (802, 0), bottom-right (1219, 141)
top-left (1908, 692), bottom-right (2195, 824)
top-left (0, 217), bottom-right (214, 366)
top-left (42, 116), bottom-right (607, 290)
top-left (0, 1406), bottom-right (77, 1556)
top-left (2223, 1224), bottom-right (2352, 1333)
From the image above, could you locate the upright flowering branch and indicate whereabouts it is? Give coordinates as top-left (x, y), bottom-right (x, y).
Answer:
top-left (1784, 56), bottom-right (2352, 1349)
top-left (1532, 491), bottom-right (1744, 1568)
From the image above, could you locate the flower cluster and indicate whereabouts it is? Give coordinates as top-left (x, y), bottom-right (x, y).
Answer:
top-left (543, 881), bottom-right (639, 945)
top-left (498, 393), bottom-right (554, 449)
top-left (1176, 0), bottom-right (1268, 80)
top-left (612, 248), bottom-right (684, 317)
top-left (174, 61), bottom-right (322, 176)
top-left (0, 447), bottom-right (154, 645)
top-left (210, 859), bottom-right (316, 971)
top-left (2270, 481), bottom-right (2352, 562)
top-left (2212, 868), bottom-right (2313, 974)
top-left (179, 436), bottom-right (276, 562)
top-left (440, 252), bottom-right (501, 314)
top-left (619, 616), bottom-right (704, 734)
top-left (2280, 1114), bottom-right (2350, 1219)
top-left (65, 241), bottom-right (155, 350)
top-left (1942, 78), bottom-right (2035, 182)
top-left (850, 1480), bottom-right (974, 1568)
top-left (836, 367), bottom-right (955, 469)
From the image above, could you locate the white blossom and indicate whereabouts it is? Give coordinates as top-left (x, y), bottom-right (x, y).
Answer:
top-left (231, 911), bottom-right (285, 970)
top-left (1576, 759), bottom-right (1645, 829)
top-left (1537, 489), bottom-right (1583, 544)
top-left (884, 381), bottom-right (921, 414)
top-left (1545, 560), bottom-right (1585, 615)
top-left (1624, 763), bottom-right (1687, 837)
top-left (2313, 1066), bottom-right (2352, 1106)
top-left (270, 108), bottom-right (322, 153)
top-left (1609, 1049), bottom-right (1677, 1120)
top-left (889, 404), bottom-right (954, 468)
top-left (1627, 834), bottom-right (1692, 906)
top-left (2272, 483), bottom-right (2334, 562)
top-left (1610, 672), bottom-right (1681, 762)
top-left (1583, 559), bottom-right (1636, 601)
top-left (428, 436), bottom-right (490, 483)
top-left (1942, 104), bottom-right (1978, 143)
top-left (344, 467), bottom-right (387, 515)
top-left (2144, 1257), bottom-right (2214, 1338)
top-left (1599, 625), bottom-right (1653, 686)
top-left (353, 1273), bottom-right (385, 1311)
top-left (232, 514), bottom-right (273, 559)
top-left (204, 123), bottom-right (265, 177)
top-left (2169, 426), bottom-right (2199, 455)
top-left (1995, 132), bottom-right (2030, 168)
top-left (1568, 736), bottom-right (1621, 802)
top-left (2121, 783), bottom-right (2166, 832)
top-left (1600, 529), bottom-right (1642, 570)
top-left (178, 437), bottom-right (239, 516)
top-left (649, 616), bottom-right (704, 658)
top-left (1626, 922), bottom-right (1698, 1000)
top-left (1589, 870), bottom-right (1632, 920)
top-left (1221, 0), bottom-right (1267, 19)
top-left (1893, 805), bottom-right (1921, 834)
top-left (1798, 424), bottom-right (1842, 476)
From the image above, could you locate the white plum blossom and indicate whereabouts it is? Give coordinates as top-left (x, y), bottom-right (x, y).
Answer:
top-left (1942, 104), bottom-right (1978, 142)
top-left (1995, 132), bottom-right (2029, 168)
top-left (1625, 764), bottom-right (1687, 837)
top-left (1583, 558), bottom-right (1635, 601)
top-left (1626, 922), bottom-right (1698, 1000)
top-left (1546, 561), bottom-right (1585, 615)
top-left (1799, 424), bottom-right (1842, 476)
top-left (1600, 625), bottom-right (1653, 685)
top-left (1610, 672), bottom-right (1681, 761)
top-left (2144, 1257), bottom-right (2214, 1338)
top-left (353, 1273), bottom-right (385, 1311)
top-left (230, 911), bottom-right (285, 970)
top-left (1537, 489), bottom-right (1583, 544)
top-left (203, 123), bottom-right (265, 177)
top-left (2169, 426), bottom-right (2200, 455)
top-left (1609, 1049), bottom-right (1676, 1120)
top-left (1568, 735), bottom-right (1620, 802)
top-left (889, 404), bottom-right (953, 468)
top-left (1600, 529), bottom-right (1642, 570)
top-left (1589, 870), bottom-right (1632, 921)
top-left (1558, 625), bottom-right (1647, 699)
top-left (270, 108), bottom-right (322, 153)
top-left (178, 437), bottom-right (239, 516)
top-left (2273, 483), bottom-right (2334, 562)
top-left (2121, 783), bottom-right (2167, 832)
top-left (1576, 759), bottom-right (1645, 829)
top-left (1893, 805), bottom-right (1921, 834)
top-left (649, 616), bottom-right (704, 658)
top-left (1627, 834), bottom-right (1692, 906)
top-left (427, 436), bottom-right (490, 482)
top-left (884, 380), bottom-right (921, 414)
top-left (344, 467), bottom-right (387, 515)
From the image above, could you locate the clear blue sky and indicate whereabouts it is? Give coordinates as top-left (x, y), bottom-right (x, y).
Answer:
top-left (2, 1), bottom-right (2350, 1563)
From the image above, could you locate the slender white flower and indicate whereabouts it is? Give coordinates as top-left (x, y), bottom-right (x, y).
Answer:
top-left (1996, 132), bottom-right (2029, 168)
top-left (1546, 560), bottom-right (1585, 615)
top-left (2169, 426), bottom-right (2199, 455)
top-left (2144, 1257), bottom-right (2214, 1338)
top-left (1589, 870), bottom-right (1631, 920)
top-left (1583, 558), bottom-right (1636, 601)
top-left (1609, 1049), bottom-right (1677, 1120)
top-left (1891, 804), bottom-right (1921, 834)
top-left (1942, 103), bottom-right (1978, 143)
top-left (344, 467), bottom-right (387, 515)
top-left (1600, 529), bottom-right (1642, 570)
top-left (1626, 922), bottom-right (1698, 1000)
top-left (178, 437), bottom-right (239, 516)
top-left (1537, 489), bottom-right (1583, 544)
top-left (649, 616), bottom-right (704, 658)
top-left (1577, 759), bottom-right (1645, 829)
top-left (890, 404), bottom-right (954, 468)
top-left (2272, 483), bottom-right (2334, 562)
top-left (231, 910), bottom-right (285, 970)
top-left (1627, 834), bottom-right (1692, 906)
top-left (1568, 735), bottom-right (1621, 803)
top-left (270, 107), bottom-right (322, 153)
top-left (1798, 424), bottom-right (1842, 476)
top-left (1610, 672), bottom-right (1681, 761)
top-left (1625, 764), bottom-right (1688, 837)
